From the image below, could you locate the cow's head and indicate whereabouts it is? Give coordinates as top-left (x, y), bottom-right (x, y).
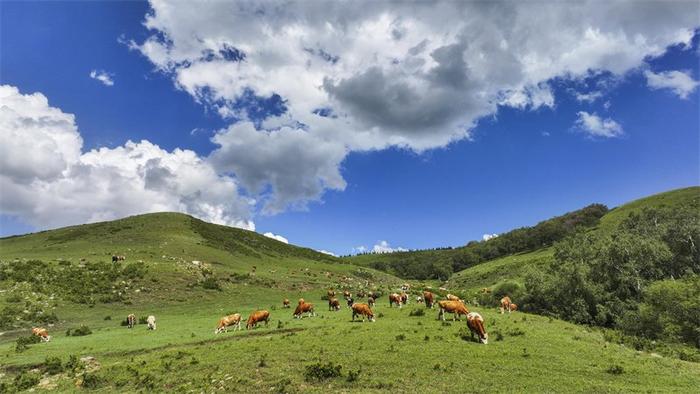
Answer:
top-left (480, 333), bottom-right (488, 345)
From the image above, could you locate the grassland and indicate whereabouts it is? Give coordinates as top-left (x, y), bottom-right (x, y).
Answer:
top-left (1, 189), bottom-right (700, 392)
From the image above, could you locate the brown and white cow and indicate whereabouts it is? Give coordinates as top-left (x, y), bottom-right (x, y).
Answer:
top-left (343, 290), bottom-right (351, 299)
top-left (294, 300), bottom-right (316, 318)
top-left (146, 315), bottom-right (157, 330)
top-left (327, 289), bottom-right (336, 299)
top-left (400, 292), bottom-right (409, 305)
top-left (437, 300), bottom-right (470, 321)
top-left (215, 313), bottom-right (242, 334)
top-left (126, 313), bottom-right (136, 329)
top-left (32, 327), bottom-right (51, 342)
top-left (466, 312), bottom-right (488, 344)
top-left (246, 310), bottom-right (270, 329)
top-left (328, 298), bottom-right (341, 311)
top-left (351, 303), bottom-right (375, 322)
top-left (389, 293), bottom-right (403, 308)
top-left (500, 296), bottom-right (513, 314)
top-left (283, 299), bottom-right (291, 308)
top-left (423, 291), bottom-right (435, 309)
top-left (367, 296), bottom-right (375, 308)
top-left (509, 303), bottom-right (518, 312)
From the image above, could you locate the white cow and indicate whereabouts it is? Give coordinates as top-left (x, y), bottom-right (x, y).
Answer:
top-left (146, 315), bottom-right (156, 330)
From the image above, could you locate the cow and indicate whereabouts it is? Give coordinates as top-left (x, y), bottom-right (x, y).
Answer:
top-left (400, 292), bottom-right (409, 305)
top-left (416, 296), bottom-right (423, 304)
top-left (215, 313), bottom-right (242, 334)
top-left (351, 303), bottom-right (375, 322)
top-left (343, 290), bottom-right (351, 299)
top-left (423, 291), bottom-right (435, 309)
top-left (389, 293), bottom-right (403, 308)
top-left (500, 296), bottom-right (513, 314)
top-left (246, 310), bottom-right (270, 329)
top-left (401, 283), bottom-right (410, 292)
top-left (32, 327), bottom-right (51, 342)
top-left (446, 294), bottom-right (463, 303)
top-left (328, 298), bottom-right (341, 311)
top-left (112, 255), bottom-right (126, 262)
top-left (437, 300), bottom-right (470, 321)
top-left (327, 289), bottom-right (336, 299)
top-left (126, 313), bottom-right (136, 329)
top-left (294, 300), bottom-right (316, 318)
top-left (367, 296), bottom-right (375, 308)
top-left (146, 315), bottom-right (157, 330)
top-left (466, 312), bottom-right (488, 344)
top-left (510, 303), bottom-right (518, 312)
top-left (283, 299), bottom-right (291, 308)
top-left (346, 296), bottom-right (354, 308)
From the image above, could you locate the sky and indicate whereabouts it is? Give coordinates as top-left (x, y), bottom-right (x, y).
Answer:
top-left (1, 1), bottom-right (699, 256)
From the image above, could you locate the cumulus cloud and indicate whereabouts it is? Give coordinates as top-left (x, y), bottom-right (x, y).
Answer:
top-left (482, 233), bottom-right (499, 241)
top-left (0, 85), bottom-right (254, 230)
top-left (371, 240), bottom-right (408, 254)
top-left (263, 232), bottom-right (288, 244)
top-left (575, 111), bottom-right (624, 138)
top-left (574, 90), bottom-right (604, 103)
top-left (129, 0), bottom-right (697, 211)
top-left (644, 69), bottom-right (699, 99)
top-left (89, 70), bottom-right (115, 86)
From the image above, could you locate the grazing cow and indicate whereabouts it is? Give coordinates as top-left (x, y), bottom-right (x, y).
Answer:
top-left (389, 293), bottom-right (403, 308)
top-left (146, 315), bottom-right (156, 330)
top-left (416, 296), bottom-right (423, 304)
top-left (466, 312), bottom-right (488, 344)
top-left (351, 303), bottom-right (375, 322)
top-left (437, 300), bottom-right (470, 321)
top-left (327, 290), bottom-right (336, 299)
top-left (126, 314), bottom-right (136, 329)
top-left (346, 296), bottom-right (354, 308)
top-left (328, 298), bottom-right (341, 311)
top-left (294, 300), bottom-right (316, 318)
top-left (215, 313), bottom-right (242, 334)
top-left (112, 255), bottom-right (126, 262)
top-left (367, 296), bottom-right (375, 308)
top-left (400, 292), bottom-right (409, 305)
top-left (246, 310), bottom-right (270, 329)
top-left (32, 327), bottom-right (51, 342)
top-left (401, 283), bottom-right (410, 292)
top-left (283, 299), bottom-right (291, 308)
top-left (423, 291), bottom-right (435, 309)
top-left (343, 290), bottom-right (351, 299)
top-left (510, 303), bottom-right (518, 312)
top-left (500, 296), bottom-right (513, 314)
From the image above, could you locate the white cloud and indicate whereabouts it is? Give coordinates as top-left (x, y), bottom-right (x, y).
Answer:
top-left (263, 232), bottom-right (288, 244)
top-left (575, 111), bottom-right (624, 138)
top-left (644, 69), bottom-right (699, 99)
top-left (352, 246), bottom-right (367, 254)
top-left (372, 240), bottom-right (408, 254)
top-left (0, 85), bottom-right (255, 231)
top-left (482, 233), bottom-right (499, 241)
top-left (129, 1), bottom-right (696, 211)
top-left (574, 90), bottom-right (604, 103)
top-left (89, 70), bottom-right (115, 86)
top-left (317, 249), bottom-right (337, 257)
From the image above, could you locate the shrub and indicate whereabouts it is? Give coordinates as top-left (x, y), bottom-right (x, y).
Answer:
top-left (14, 370), bottom-right (40, 391)
top-left (606, 365), bottom-right (624, 375)
top-left (304, 361), bottom-right (343, 382)
top-left (65, 354), bottom-right (83, 373)
top-left (201, 277), bottom-right (222, 290)
top-left (82, 373), bottom-right (104, 389)
top-left (408, 308), bottom-right (425, 317)
top-left (347, 369), bottom-right (361, 383)
top-left (44, 356), bottom-right (64, 375)
top-left (70, 325), bottom-right (92, 336)
top-left (395, 334), bottom-right (406, 341)
top-left (15, 334), bottom-right (41, 352)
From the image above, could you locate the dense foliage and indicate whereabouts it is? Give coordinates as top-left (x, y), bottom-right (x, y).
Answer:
top-left (522, 203), bottom-right (700, 347)
top-left (353, 203), bottom-right (608, 280)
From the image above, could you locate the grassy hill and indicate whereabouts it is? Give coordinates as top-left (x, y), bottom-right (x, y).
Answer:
top-left (1, 192), bottom-right (699, 392)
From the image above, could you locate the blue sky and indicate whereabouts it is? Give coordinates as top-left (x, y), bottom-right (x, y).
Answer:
top-left (1, 1), bottom-right (698, 255)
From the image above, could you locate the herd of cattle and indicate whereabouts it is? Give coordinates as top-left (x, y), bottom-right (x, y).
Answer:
top-left (31, 283), bottom-right (518, 346)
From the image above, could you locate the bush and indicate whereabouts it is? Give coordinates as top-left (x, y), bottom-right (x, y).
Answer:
top-left (69, 325), bottom-right (92, 336)
top-left (82, 373), bottom-right (104, 389)
top-left (15, 334), bottom-right (41, 352)
top-left (14, 370), bottom-right (40, 391)
top-left (44, 356), bottom-right (64, 375)
top-left (304, 361), bottom-right (343, 382)
top-left (408, 308), bottom-right (425, 317)
top-left (395, 334), bottom-right (406, 341)
top-left (201, 277), bottom-right (222, 291)
top-left (606, 365), bottom-right (624, 375)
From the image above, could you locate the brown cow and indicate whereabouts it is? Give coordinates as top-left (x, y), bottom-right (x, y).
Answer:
top-left (246, 310), bottom-right (270, 329)
top-left (294, 300), bottom-right (316, 318)
top-left (367, 296), bottom-right (375, 307)
top-left (126, 313), bottom-right (136, 329)
top-left (215, 313), bottom-right (242, 334)
top-left (437, 300), bottom-right (470, 321)
top-left (327, 289), bottom-right (336, 298)
top-left (283, 299), bottom-right (291, 308)
top-left (389, 293), bottom-right (403, 308)
top-left (423, 291), bottom-right (435, 308)
top-left (351, 303), bottom-right (375, 322)
top-left (328, 298), bottom-right (341, 311)
top-left (400, 292), bottom-right (409, 305)
top-left (500, 296), bottom-right (513, 314)
top-left (32, 327), bottom-right (51, 342)
top-left (466, 312), bottom-right (488, 344)
top-left (510, 303), bottom-right (518, 312)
